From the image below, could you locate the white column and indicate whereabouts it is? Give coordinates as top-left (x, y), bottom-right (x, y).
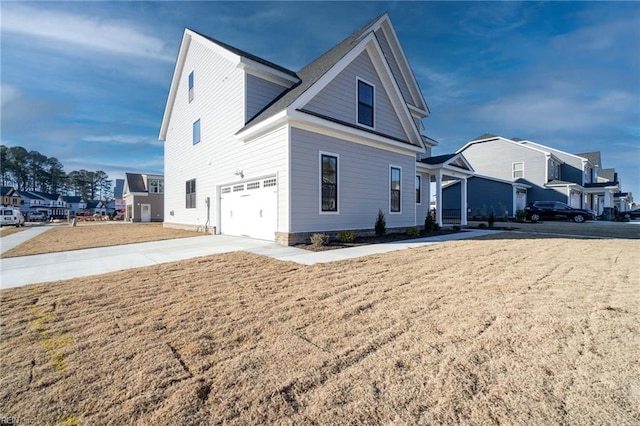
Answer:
top-left (435, 170), bottom-right (443, 226)
top-left (461, 177), bottom-right (468, 226)
top-left (604, 190), bottom-right (613, 207)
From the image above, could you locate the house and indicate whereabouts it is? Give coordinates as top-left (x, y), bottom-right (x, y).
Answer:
top-left (61, 196), bottom-right (86, 216)
top-left (160, 13), bottom-right (455, 243)
top-left (1, 187), bottom-right (20, 207)
top-left (18, 191), bottom-right (69, 218)
top-left (85, 200), bottom-right (107, 216)
top-left (451, 134), bottom-right (624, 219)
top-left (123, 173), bottom-right (164, 222)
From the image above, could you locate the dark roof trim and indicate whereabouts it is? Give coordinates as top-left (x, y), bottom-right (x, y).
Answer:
top-left (419, 154), bottom-right (457, 165)
top-left (191, 29), bottom-right (298, 79)
top-left (297, 108), bottom-right (417, 147)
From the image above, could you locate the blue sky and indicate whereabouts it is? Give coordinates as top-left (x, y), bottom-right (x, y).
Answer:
top-left (1, 1), bottom-right (639, 199)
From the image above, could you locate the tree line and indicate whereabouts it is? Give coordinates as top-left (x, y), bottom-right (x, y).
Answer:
top-left (0, 145), bottom-right (113, 201)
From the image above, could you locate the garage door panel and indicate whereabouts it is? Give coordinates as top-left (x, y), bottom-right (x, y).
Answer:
top-left (220, 177), bottom-right (277, 240)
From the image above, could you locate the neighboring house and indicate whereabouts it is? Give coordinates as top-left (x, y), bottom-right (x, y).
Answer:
top-left (123, 173), bottom-right (164, 222)
top-left (442, 175), bottom-right (531, 220)
top-left (1, 187), bottom-right (20, 207)
top-left (61, 196), bottom-right (86, 216)
top-left (18, 191), bottom-right (69, 218)
top-left (113, 178), bottom-right (125, 217)
top-left (454, 134), bottom-right (622, 219)
top-left (160, 13), bottom-right (454, 243)
top-left (86, 200), bottom-right (107, 216)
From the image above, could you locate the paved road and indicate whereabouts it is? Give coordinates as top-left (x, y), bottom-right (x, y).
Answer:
top-left (468, 219), bottom-right (640, 239)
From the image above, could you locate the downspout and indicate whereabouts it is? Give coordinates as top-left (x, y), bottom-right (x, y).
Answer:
top-left (205, 196), bottom-right (210, 232)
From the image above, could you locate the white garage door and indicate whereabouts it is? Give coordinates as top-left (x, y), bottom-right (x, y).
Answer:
top-left (220, 177), bottom-right (277, 241)
top-left (570, 191), bottom-right (581, 208)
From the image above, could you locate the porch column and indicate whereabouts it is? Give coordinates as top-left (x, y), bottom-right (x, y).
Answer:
top-left (460, 177), bottom-right (468, 225)
top-left (435, 170), bottom-right (443, 226)
top-left (603, 190), bottom-right (613, 208)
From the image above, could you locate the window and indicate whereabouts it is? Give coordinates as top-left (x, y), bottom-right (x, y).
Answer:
top-left (185, 179), bottom-right (196, 208)
top-left (357, 79), bottom-right (374, 127)
top-left (321, 153), bottom-right (338, 212)
top-left (188, 71), bottom-right (194, 102)
top-left (415, 175), bottom-right (421, 204)
top-left (193, 119), bottom-right (201, 145)
top-left (390, 167), bottom-right (401, 213)
top-left (148, 179), bottom-right (163, 194)
top-left (513, 162), bottom-right (524, 179)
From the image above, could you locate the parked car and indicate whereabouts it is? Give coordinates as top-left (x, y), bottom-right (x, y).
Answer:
top-left (623, 208), bottom-right (640, 220)
top-left (27, 211), bottom-right (47, 222)
top-left (524, 201), bottom-right (596, 223)
top-left (1, 208), bottom-right (25, 227)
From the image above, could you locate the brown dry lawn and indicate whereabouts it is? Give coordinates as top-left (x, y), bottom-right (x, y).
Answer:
top-left (0, 226), bottom-right (27, 238)
top-left (1, 223), bottom-right (203, 258)
top-left (1, 236), bottom-right (639, 425)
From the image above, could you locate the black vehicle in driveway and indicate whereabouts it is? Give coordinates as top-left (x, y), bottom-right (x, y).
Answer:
top-left (524, 201), bottom-right (596, 223)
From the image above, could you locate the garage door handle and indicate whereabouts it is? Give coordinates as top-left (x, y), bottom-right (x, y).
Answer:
top-left (259, 209), bottom-right (263, 218)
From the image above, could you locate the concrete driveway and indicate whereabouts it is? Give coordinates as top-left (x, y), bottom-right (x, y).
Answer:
top-left (0, 229), bottom-right (500, 289)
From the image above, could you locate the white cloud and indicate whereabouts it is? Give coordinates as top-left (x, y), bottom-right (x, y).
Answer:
top-left (82, 135), bottom-right (162, 146)
top-left (0, 4), bottom-right (174, 62)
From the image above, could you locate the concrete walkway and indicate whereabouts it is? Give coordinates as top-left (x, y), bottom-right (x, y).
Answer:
top-left (0, 229), bottom-right (500, 289)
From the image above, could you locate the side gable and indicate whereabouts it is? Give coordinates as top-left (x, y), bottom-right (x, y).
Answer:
top-left (124, 173), bottom-right (147, 195)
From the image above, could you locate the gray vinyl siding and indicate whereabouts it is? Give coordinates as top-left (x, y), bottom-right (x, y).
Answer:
top-left (289, 127), bottom-right (416, 233)
top-left (374, 29), bottom-right (414, 107)
top-left (302, 50), bottom-right (407, 141)
top-left (245, 74), bottom-right (287, 122)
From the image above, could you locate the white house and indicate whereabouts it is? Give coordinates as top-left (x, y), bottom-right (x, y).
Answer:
top-left (159, 13), bottom-right (447, 244)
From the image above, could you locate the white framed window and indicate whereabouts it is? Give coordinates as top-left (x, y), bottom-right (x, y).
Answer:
top-left (320, 152), bottom-right (339, 214)
top-left (193, 119), bottom-right (201, 145)
top-left (513, 162), bottom-right (524, 179)
top-left (390, 166), bottom-right (401, 213)
top-left (415, 175), bottom-right (421, 204)
top-left (188, 71), bottom-right (194, 102)
top-left (148, 179), bottom-right (163, 194)
top-left (356, 78), bottom-right (374, 128)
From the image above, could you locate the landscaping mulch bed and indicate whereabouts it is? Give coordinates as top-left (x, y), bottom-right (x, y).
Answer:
top-left (294, 229), bottom-right (468, 251)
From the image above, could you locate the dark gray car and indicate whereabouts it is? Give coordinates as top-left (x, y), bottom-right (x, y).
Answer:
top-left (524, 201), bottom-right (596, 223)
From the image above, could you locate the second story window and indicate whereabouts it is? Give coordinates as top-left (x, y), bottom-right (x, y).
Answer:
top-left (357, 79), bottom-right (374, 128)
top-left (513, 162), bottom-right (524, 179)
top-left (193, 119), bottom-right (201, 145)
top-left (149, 179), bottom-right (164, 194)
top-left (188, 71), bottom-right (194, 102)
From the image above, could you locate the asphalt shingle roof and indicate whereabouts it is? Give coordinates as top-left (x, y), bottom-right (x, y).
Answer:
top-left (125, 173), bottom-right (147, 193)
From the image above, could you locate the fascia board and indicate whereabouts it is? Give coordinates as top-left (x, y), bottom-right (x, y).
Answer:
top-left (288, 110), bottom-right (423, 155)
top-left (238, 58), bottom-right (299, 87)
top-left (523, 140), bottom-right (585, 163)
top-left (365, 40), bottom-right (424, 148)
top-left (159, 30), bottom-right (192, 141)
top-left (235, 110), bottom-right (288, 142)
top-left (378, 20), bottom-right (429, 113)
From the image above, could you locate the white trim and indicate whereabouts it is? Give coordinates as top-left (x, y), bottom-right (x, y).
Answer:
top-left (389, 164), bottom-right (402, 214)
top-left (238, 59), bottom-right (299, 87)
top-left (356, 77), bottom-right (375, 130)
top-left (319, 151), bottom-right (340, 215)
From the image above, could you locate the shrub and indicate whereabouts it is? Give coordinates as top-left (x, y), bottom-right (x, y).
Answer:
top-left (478, 223), bottom-right (487, 229)
top-left (374, 210), bottom-right (386, 236)
top-left (424, 214), bottom-right (436, 233)
top-left (310, 233), bottom-right (329, 246)
top-left (488, 212), bottom-right (496, 228)
top-left (338, 230), bottom-right (356, 243)
top-left (515, 209), bottom-right (527, 223)
top-left (406, 226), bottom-right (420, 237)
top-left (452, 225), bottom-right (462, 232)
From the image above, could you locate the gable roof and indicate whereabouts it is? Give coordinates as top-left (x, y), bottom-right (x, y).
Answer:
top-left (160, 14), bottom-right (429, 151)
top-left (62, 196), bottom-right (83, 203)
top-left (1, 186), bottom-right (17, 197)
top-left (456, 134), bottom-right (562, 162)
top-left (575, 151), bottom-right (601, 167)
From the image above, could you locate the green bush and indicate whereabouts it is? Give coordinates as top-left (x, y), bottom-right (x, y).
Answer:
top-left (338, 230), bottom-right (356, 243)
top-left (424, 214), bottom-right (436, 233)
top-left (310, 233), bottom-right (329, 246)
top-left (515, 209), bottom-right (527, 222)
top-left (374, 210), bottom-right (386, 236)
top-left (478, 223), bottom-right (487, 229)
top-left (452, 225), bottom-right (462, 232)
top-left (406, 226), bottom-right (420, 237)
